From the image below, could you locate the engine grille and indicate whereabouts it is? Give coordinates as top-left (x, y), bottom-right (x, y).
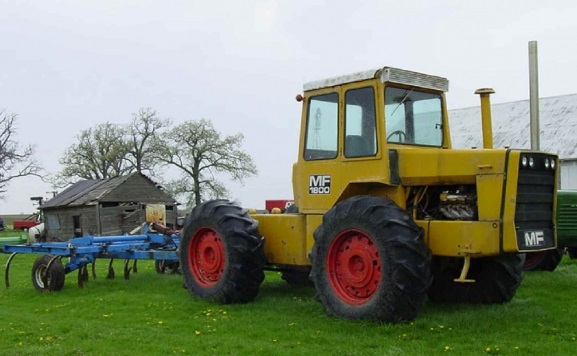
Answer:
top-left (515, 153), bottom-right (556, 250)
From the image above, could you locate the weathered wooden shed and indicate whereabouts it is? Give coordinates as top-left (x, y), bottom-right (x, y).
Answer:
top-left (40, 173), bottom-right (178, 241)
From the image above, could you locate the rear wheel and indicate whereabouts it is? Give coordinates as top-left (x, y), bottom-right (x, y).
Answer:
top-left (310, 195), bottom-right (432, 322)
top-left (180, 199), bottom-right (265, 304)
top-left (428, 254), bottom-right (524, 303)
top-left (523, 249), bottom-right (563, 271)
top-left (31, 255), bottom-right (65, 291)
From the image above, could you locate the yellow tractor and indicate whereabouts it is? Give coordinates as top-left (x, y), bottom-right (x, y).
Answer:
top-left (179, 66), bottom-right (558, 322)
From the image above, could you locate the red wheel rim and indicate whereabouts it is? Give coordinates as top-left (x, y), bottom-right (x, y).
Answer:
top-left (327, 229), bottom-right (382, 305)
top-left (188, 227), bottom-right (225, 286)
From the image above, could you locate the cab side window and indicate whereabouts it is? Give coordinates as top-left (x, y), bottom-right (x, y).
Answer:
top-left (345, 87), bottom-right (377, 157)
top-left (304, 93), bottom-right (339, 160)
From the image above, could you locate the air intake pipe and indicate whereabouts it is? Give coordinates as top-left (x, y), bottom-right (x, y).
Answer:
top-left (475, 88), bottom-right (495, 149)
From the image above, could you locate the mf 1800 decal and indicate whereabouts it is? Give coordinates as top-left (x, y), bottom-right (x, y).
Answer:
top-left (309, 175), bottom-right (331, 194)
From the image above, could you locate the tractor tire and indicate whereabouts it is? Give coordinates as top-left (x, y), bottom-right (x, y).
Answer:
top-left (180, 199), bottom-right (266, 304)
top-left (281, 266), bottom-right (313, 286)
top-left (31, 255), bottom-right (65, 291)
top-left (428, 254), bottom-right (524, 303)
top-left (567, 247), bottom-right (577, 259)
top-left (155, 260), bottom-right (181, 274)
top-left (310, 195), bottom-right (432, 322)
top-left (523, 249), bottom-right (563, 271)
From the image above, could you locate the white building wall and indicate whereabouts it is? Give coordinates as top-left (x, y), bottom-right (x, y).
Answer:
top-left (560, 160), bottom-right (577, 189)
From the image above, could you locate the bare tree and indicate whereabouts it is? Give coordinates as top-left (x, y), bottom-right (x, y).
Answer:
top-left (58, 122), bottom-right (131, 181)
top-left (125, 108), bottom-right (171, 175)
top-left (0, 110), bottom-right (43, 197)
top-left (155, 119), bottom-right (257, 207)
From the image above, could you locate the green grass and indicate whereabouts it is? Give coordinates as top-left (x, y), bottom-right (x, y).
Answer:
top-left (0, 251), bottom-right (576, 355)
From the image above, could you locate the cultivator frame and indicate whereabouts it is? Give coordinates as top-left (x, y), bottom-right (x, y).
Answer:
top-left (2, 223), bottom-right (180, 291)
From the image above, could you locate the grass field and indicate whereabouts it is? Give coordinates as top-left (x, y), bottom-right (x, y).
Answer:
top-left (0, 243), bottom-right (576, 355)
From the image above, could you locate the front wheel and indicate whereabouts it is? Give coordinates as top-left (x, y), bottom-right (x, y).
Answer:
top-left (31, 255), bottom-right (65, 291)
top-left (310, 195), bottom-right (432, 322)
top-left (180, 200), bottom-right (265, 304)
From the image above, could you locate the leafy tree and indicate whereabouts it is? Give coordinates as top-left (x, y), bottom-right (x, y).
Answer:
top-left (0, 110), bottom-right (43, 197)
top-left (59, 122), bottom-right (130, 181)
top-left (57, 108), bottom-right (171, 184)
top-left (125, 108), bottom-right (171, 175)
top-left (155, 119), bottom-right (257, 207)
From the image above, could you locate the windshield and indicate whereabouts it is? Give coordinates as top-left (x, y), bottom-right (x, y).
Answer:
top-left (385, 86), bottom-right (443, 146)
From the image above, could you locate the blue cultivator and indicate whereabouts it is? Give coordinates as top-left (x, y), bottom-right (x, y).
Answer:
top-left (2, 223), bottom-right (180, 291)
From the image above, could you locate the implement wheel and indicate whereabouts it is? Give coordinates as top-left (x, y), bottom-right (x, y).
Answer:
top-left (310, 195), bottom-right (432, 322)
top-left (31, 255), bottom-right (65, 291)
top-left (428, 254), bottom-right (524, 303)
top-left (180, 199), bottom-right (265, 303)
top-left (155, 260), bottom-right (180, 274)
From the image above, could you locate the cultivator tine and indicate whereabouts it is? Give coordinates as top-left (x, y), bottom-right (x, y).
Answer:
top-left (78, 267), bottom-right (85, 288)
top-left (124, 259), bottom-right (132, 280)
top-left (82, 265), bottom-right (89, 282)
top-left (107, 259), bottom-right (115, 279)
top-left (4, 252), bottom-right (18, 288)
top-left (133, 260), bottom-right (138, 274)
top-left (77, 265), bottom-right (89, 288)
top-left (92, 262), bottom-right (97, 280)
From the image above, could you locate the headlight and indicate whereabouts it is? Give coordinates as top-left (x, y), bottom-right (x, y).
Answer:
top-left (529, 157), bottom-right (535, 168)
top-left (551, 159), bottom-right (556, 169)
top-left (522, 156), bottom-right (528, 167)
top-left (544, 158), bottom-right (550, 169)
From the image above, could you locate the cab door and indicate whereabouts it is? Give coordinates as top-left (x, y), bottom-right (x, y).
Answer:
top-left (294, 89), bottom-right (342, 214)
top-left (294, 83), bottom-right (388, 213)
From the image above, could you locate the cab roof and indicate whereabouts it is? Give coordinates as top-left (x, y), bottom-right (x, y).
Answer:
top-left (303, 66), bottom-right (449, 93)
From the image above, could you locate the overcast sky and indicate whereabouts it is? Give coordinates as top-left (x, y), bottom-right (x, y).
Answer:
top-left (1, 0), bottom-right (577, 214)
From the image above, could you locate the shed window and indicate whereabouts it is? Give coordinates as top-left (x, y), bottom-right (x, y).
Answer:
top-left (46, 214), bottom-right (60, 230)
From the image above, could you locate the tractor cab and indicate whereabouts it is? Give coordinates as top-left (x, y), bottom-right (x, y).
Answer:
top-left (293, 67), bottom-right (451, 213)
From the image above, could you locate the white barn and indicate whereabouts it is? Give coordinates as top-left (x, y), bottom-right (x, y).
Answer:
top-left (449, 94), bottom-right (577, 189)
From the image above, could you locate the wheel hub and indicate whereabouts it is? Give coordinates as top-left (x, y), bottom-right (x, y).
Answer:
top-left (327, 229), bottom-right (382, 305)
top-left (188, 227), bottom-right (225, 286)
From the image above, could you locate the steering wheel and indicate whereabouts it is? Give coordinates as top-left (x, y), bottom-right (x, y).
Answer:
top-left (387, 130), bottom-right (406, 142)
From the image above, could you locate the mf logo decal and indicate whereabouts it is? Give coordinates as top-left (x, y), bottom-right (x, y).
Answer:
top-left (309, 175), bottom-right (331, 194)
top-left (524, 230), bottom-right (545, 246)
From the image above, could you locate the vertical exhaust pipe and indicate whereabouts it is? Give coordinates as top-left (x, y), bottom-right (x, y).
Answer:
top-left (475, 88), bottom-right (495, 149)
top-left (529, 41), bottom-right (540, 151)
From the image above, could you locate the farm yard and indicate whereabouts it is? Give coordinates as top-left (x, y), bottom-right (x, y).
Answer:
top-left (0, 250), bottom-right (576, 355)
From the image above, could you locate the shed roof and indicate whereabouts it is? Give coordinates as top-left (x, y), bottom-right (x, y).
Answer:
top-left (449, 93), bottom-right (577, 158)
top-left (41, 172), bottom-right (177, 209)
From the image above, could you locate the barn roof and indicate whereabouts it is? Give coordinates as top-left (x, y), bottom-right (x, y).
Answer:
top-left (41, 172), bottom-right (177, 209)
top-left (449, 93), bottom-right (577, 159)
